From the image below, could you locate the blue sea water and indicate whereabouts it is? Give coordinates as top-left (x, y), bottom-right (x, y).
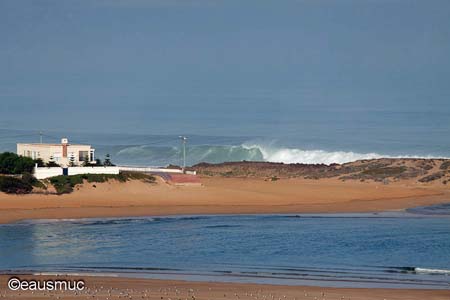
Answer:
top-left (1, 212), bottom-right (449, 289)
top-left (1, 1), bottom-right (450, 167)
top-left (1, 108), bottom-right (450, 167)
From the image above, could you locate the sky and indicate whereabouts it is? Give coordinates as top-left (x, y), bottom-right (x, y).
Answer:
top-left (1, 0), bottom-right (450, 137)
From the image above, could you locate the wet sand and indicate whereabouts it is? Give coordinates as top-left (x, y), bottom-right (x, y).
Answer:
top-left (0, 275), bottom-right (449, 300)
top-left (0, 176), bottom-right (448, 224)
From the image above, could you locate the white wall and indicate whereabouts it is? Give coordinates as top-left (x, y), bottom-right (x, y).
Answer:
top-left (68, 166), bottom-right (119, 176)
top-left (33, 166), bottom-right (196, 180)
top-left (34, 166), bottom-right (120, 179)
top-left (119, 166), bottom-right (184, 173)
top-left (34, 167), bottom-right (63, 179)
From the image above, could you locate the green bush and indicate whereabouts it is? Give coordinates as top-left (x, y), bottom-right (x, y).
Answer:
top-left (34, 158), bottom-right (45, 167)
top-left (20, 172), bottom-right (46, 189)
top-left (49, 172), bottom-right (155, 194)
top-left (121, 171), bottom-right (156, 183)
top-left (46, 161), bottom-right (61, 167)
top-left (49, 175), bottom-right (82, 194)
top-left (0, 152), bottom-right (35, 174)
top-left (21, 172), bottom-right (37, 185)
top-left (0, 176), bottom-right (33, 194)
top-left (361, 166), bottom-right (406, 177)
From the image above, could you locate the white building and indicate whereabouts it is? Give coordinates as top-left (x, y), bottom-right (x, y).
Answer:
top-left (17, 138), bottom-right (95, 167)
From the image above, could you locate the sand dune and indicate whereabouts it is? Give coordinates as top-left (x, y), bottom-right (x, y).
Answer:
top-left (0, 175), bottom-right (447, 224)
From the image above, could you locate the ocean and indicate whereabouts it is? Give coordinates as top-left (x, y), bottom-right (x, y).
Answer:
top-left (1, 106), bottom-right (450, 167)
top-left (2, 0), bottom-right (450, 166)
top-left (1, 208), bottom-right (449, 289)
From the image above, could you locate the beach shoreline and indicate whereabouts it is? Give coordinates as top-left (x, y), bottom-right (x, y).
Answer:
top-left (0, 176), bottom-right (448, 224)
top-left (1, 275), bottom-right (449, 299)
top-left (1, 162), bottom-right (450, 298)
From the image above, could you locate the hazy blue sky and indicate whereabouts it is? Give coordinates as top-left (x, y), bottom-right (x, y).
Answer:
top-left (1, 0), bottom-right (450, 136)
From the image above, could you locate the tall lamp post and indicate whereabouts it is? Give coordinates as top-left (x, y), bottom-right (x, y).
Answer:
top-left (179, 136), bottom-right (187, 172)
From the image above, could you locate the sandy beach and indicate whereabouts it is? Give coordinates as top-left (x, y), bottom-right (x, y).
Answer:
top-left (1, 163), bottom-right (449, 298)
top-left (0, 175), bottom-right (448, 224)
top-left (3, 0), bottom-right (450, 297)
top-left (1, 275), bottom-right (449, 300)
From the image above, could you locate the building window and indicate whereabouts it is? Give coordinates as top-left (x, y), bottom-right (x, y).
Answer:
top-left (79, 151), bottom-right (89, 162)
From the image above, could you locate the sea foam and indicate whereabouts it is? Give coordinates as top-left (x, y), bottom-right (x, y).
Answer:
top-left (110, 143), bottom-right (445, 166)
top-left (414, 268), bottom-right (450, 275)
top-left (243, 144), bottom-right (384, 165)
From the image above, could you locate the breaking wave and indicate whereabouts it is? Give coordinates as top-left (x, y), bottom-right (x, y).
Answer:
top-left (414, 268), bottom-right (450, 275)
top-left (242, 144), bottom-right (386, 165)
top-left (103, 143), bottom-right (442, 166)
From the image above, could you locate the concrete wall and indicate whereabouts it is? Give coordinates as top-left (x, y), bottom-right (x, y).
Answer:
top-left (68, 166), bottom-right (119, 176)
top-left (118, 166), bottom-right (184, 173)
top-left (34, 167), bottom-right (63, 179)
top-left (34, 166), bottom-right (119, 179)
top-left (33, 166), bottom-right (192, 180)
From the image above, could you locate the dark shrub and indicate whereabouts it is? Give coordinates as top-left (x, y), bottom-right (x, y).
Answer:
top-left (46, 161), bottom-right (61, 167)
top-left (49, 172), bottom-right (155, 194)
top-left (21, 172), bottom-right (46, 189)
top-left (361, 166), bottom-right (406, 177)
top-left (49, 176), bottom-right (77, 194)
top-left (0, 152), bottom-right (35, 174)
top-left (0, 176), bottom-right (33, 194)
top-left (34, 158), bottom-right (45, 167)
top-left (21, 172), bottom-right (36, 185)
top-left (419, 172), bottom-right (445, 183)
top-left (440, 161), bottom-right (450, 170)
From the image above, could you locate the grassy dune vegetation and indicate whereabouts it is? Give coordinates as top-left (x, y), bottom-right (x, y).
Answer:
top-left (0, 152), bottom-right (155, 194)
top-left (0, 152), bottom-right (40, 194)
top-left (194, 158), bottom-right (450, 184)
top-left (49, 172), bottom-right (155, 194)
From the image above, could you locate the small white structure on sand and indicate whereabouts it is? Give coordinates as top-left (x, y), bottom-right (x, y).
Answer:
top-left (33, 165), bottom-right (120, 179)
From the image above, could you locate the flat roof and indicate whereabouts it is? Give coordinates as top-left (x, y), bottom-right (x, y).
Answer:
top-left (17, 143), bottom-right (91, 147)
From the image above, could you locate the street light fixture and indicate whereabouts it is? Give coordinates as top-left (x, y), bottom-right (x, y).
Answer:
top-left (179, 136), bottom-right (187, 172)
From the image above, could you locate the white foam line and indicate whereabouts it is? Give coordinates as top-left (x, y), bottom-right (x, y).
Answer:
top-left (415, 268), bottom-right (450, 275)
top-left (242, 144), bottom-right (448, 165)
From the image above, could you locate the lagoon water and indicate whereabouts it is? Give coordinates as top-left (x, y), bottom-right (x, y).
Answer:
top-left (1, 212), bottom-right (449, 289)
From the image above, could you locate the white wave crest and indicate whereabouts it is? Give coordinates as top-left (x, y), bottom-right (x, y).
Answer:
top-left (415, 268), bottom-right (450, 275)
top-left (242, 144), bottom-right (387, 165)
top-left (111, 143), bottom-right (446, 165)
